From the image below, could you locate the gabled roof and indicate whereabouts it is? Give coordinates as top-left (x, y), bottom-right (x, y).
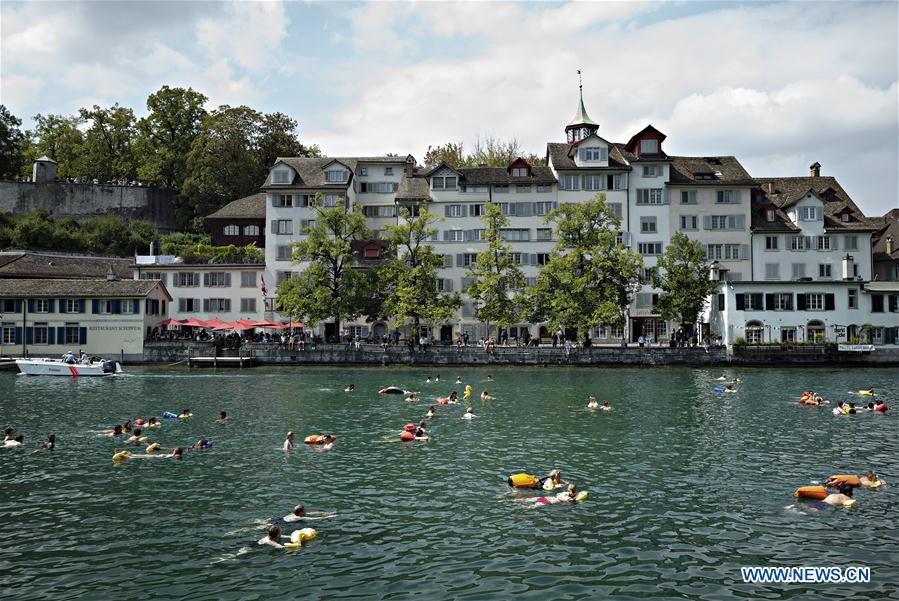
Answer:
top-left (545, 142), bottom-right (631, 171)
top-left (396, 174), bottom-right (431, 201)
top-left (423, 162), bottom-right (463, 177)
top-left (205, 193), bottom-right (266, 220)
top-left (457, 165), bottom-right (556, 185)
top-left (668, 156), bottom-right (755, 186)
top-left (0, 251), bottom-right (133, 280)
top-left (624, 124), bottom-right (668, 157)
top-left (750, 193), bottom-right (799, 232)
top-left (752, 176), bottom-right (877, 232)
top-left (266, 155), bottom-right (407, 188)
top-left (0, 278), bottom-right (172, 300)
top-left (872, 209), bottom-right (899, 261)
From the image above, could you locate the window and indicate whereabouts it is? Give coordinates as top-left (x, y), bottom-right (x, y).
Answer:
top-left (300, 219), bottom-right (316, 230)
top-left (583, 175), bottom-right (604, 191)
top-left (640, 139), bottom-right (659, 154)
top-left (608, 203), bottom-right (623, 218)
top-left (816, 236), bottom-right (831, 250)
top-left (765, 263), bottom-right (780, 280)
top-left (765, 236), bottom-right (778, 250)
top-left (724, 244), bottom-right (741, 260)
top-left (64, 299), bottom-right (79, 313)
top-left (323, 195), bottom-right (340, 207)
top-left (848, 289), bottom-right (858, 309)
top-left (359, 182), bottom-right (399, 194)
top-left (680, 215), bottom-right (697, 230)
top-left (636, 189), bottom-right (664, 205)
top-left (325, 169), bottom-right (347, 183)
top-left (800, 206), bottom-right (819, 220)
top-left (473, 229), bottom-right (486, 241)
top-left (273, 219), bottom-right (292, 235)
top-left (706, 244), bottom-right (722, 260)
top-left (469, 204), bottom-right (484, 217)
top-left (446, 230), bottom-right (464, 242)
top-left (362, 206), bottom-right (397, 217)
top-left (844, 235), bottom-right (858, 250)
top-left (537, 184), bottom-right (552, 193)
top-left (500, 229), bottom-right (530, 241)
top-left (791, 263), bottom-right (806, 279)
top-left (431, 176), bottom-right (458, 190)
top-left (175, 272), bottom-right (200, 287)
top-left (1, 323), bottom-right (14, 344)
top-left (790, 236), bottom-right (806, 251)
top-left (740, 294), bottom-right (763, 310)
top-left (461, 185), bottom-right (489, 193)
top-left (841, 212), bottom-right (850, 223)
top-left (638, 242), bottom-right (663, 255)
top-left (536, 228), bottom-right (552, 241)
top-left (806, 293), bottom-right (824, 310)
top-left (534, 201), bottom-right (554, 216)
top-left (537, 253), bottom-right (550, 265)
top-left (120, 300), bottom-right (134, 314)
top-left (516, 184), bottom-right (531, 193)
top-left (462, 253), bottom-right (478, 267)
top-left (64, 323), bottom-right (80, 345)
top-left (272, 166), bottom-right (291, 184)
top-left (223, 224), bottom-right (239, 236)
top-left (716, 190), bottom-right (736, 204)
top-left (494, 185), bottom-right (509, 194)
top-left (33, 322), bottom-right (48, 345)
top-left (511, 166), bottom-right (528, 177)
top-left (766, 209), bottom-right (776, 222)
top-left (642, 165), bottom-right (660, 177)
top-left (560, 175), bottom-right (579, 190)
top-left (276, 271), bottom-right (296, 285)
top-left (205, 272), bottom-right (231, 287)
top-left (244, 225), bottom-right (260, 236)
top-left (241, 272), bottom-right (256, 288)
top-left (581, 147), bottom-right (606, 161)
top-left (448, 204), bottom-right (465, 217)
top-left (204, 298), bottom-right (231, 312)
top-left (640, 217), bottom-right (657, 233)
top-left (97, 300), bottom-right (113, 314)
top-left (706, 244), bottom-right (743, 261)
top-left (509, 252), bottom-right (525, 265)
top-left (384, 167), bottom-right (393, 175)
top-left (240, 298), bottom-right (256, 313)
top-left (272, 194), bottom-right (293, 207)
top-left (2, 300), bottom-right (17, 312)
top-left (774, 293), bottom-right (793, 311)
top-left (680, 190), bottom-right (697, 204)
top-left (819, 264), bottom-right (832, 278)
top-left (34, 299), bottom-right (49, 313)
top-left (707, 215), bottom-right (745, 230)
top-left (359, 167), bottom-right (368, 176)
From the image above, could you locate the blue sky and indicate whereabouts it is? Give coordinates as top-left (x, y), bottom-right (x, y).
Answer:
top-left (2, 1), bottom-right (897, 216)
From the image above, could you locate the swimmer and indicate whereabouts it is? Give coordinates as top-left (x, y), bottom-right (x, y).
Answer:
top-left (34, 433), bottom-right (56, 453)
top-left (179, 409), bottom-right (191, 418)
top-left (874, 401), bottom-right (888, 412)
top-left (716, 373), bottom-right (727, 381)
top-left (317, 435), bottom-right (335, 451)
top-left (414, 421), bottom-right (428, 439)
top-left (216, 411), bottom-right (232, 423)
top-left (4, 434), bottom-right (24, 448)
top-left (426, 406), bottom-right (435, 418)
top-left (463, 407), bottom-right (477, 419)
top-left (529, 483), bottom-right (578, 505)
top-left (847, 402), bottom-right (857, 415)
top-left (822, 485), bottom-right (855, 506)
top-left (257, 524), bottom-right (284, 549)
top-left (123, 428), bottom-right (145, 445)
top-left (449, 391), bottom-right (459, 404)
top-left (487, 374), bottom-right (494, 382)
top-left (832, 401), bottom-right (844, 416)
top-left (283, 431), bottom-right (295, 451)
top-left (145, 417), bottom-right (159, 429)
top-left (540, 469), bottom-right (566, 491)
top-left (404, 393), bottom-right (416, 403)
top-left (3, 425), bottom-right (16, 441)
top-left (122, 447), bottom-right (183, 460)
top-left (93, 424), bottom-right (124, 437)
top-left (601, 400), bottom-right (612, 412)
top-left (481, 391), bottom-right (494, 401)
top-left (121, 420), bottom-right (132, 433)
top-left (426, 376), bottom-right (432, 384)
top-left (865, 402), bottom-right (875, 412)
top-left (282, 504), bottom-right (336, 523)
top-left (344, 384), bottom-right (355, 392)
top-left (860, 471), bottom-right (886, 488)
top-left (731, 378), bottom-right (741, 384)
top-left (587, 396), bottom-right (599, 409)
top-left (435, 374), bottom-right (440, 383)
top-left (192, 438), bottom-right (211, 450)
top-left (455, 376), bottom-right (462, 384)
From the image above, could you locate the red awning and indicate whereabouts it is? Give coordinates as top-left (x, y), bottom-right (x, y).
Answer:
top-left (180, 317), bottom-right (210, 328)
top-left (204, 317), bottom-right (229, 329)
top-left (159, 318), bottom-right (181, 326)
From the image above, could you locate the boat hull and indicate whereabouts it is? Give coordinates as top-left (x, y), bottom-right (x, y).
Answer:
top-left (15, 359), bottom-right (120, 377)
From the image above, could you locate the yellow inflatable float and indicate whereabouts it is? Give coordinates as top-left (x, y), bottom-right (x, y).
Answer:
top-left (112, 451), bottom-right (132, 462)
top-left (283, 528), bottom-right (317, 549)
top-left (508, 473), bottom-right (540, 488)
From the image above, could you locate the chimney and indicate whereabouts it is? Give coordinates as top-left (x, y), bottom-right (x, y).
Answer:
top-left (404, 155), bottom-right (415, 178)
top-left (842, 254), bottom-right (854, 280)
top-left (766, 181), bottom-right (775, 194)
top-left (106, 266), bottom-right (117, 281)
top-left (887, 235), bottom-right (895, 255)
top-left (810, 162), bottom-right (821, 177)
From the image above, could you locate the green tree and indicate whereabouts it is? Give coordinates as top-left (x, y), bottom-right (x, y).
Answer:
top-left (423, 142), bottom-right (465, 169)
top-left (0, 105), bottom-right (26, 179)
top-left (257, 111), bottom-right (320, 173)
top-left (382, 207), bottom-right (461, 335)
top-left (79, 103), bottom-right (139, 181)
top-left (527, 193), bottom-right (642, 340)
top-left (22, 113), bottom-right (86, 178)
top-left (423, 136), bottom-right (544, 169)
top-left (135, 85), bottom-right (208, 191)
top-left (160, 232), bottom-right (211, 255)
top-left (652, 231), bottom-right (718, 330)
top-left (464, 202), bottom-right (526, 335)
top-left (276, 198), bottom-right (371, 336)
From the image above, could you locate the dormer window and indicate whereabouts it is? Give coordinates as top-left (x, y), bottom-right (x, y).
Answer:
top-left (766, 209), bottom-right (775, 222)
top-left (840, 211), bottom-right (851, 223)
top-left (800, 206), bottom-right (820, 221)
top-left (272, 166), bottom-right (291, 184)
top-left (359, 167), bottom-right (368, 176)
top-left (325, 169), bottom-right (347, 183)
top-left (639, 139), bottom-right (659, 154)
top-left (511, 166), bottom-right (528, 177)
top-left (385, 167), bottom-right (393, 175)
top-left (431, 176), bottom-right (457, 190)
top-left (579, 147), bottom-right (607, 161)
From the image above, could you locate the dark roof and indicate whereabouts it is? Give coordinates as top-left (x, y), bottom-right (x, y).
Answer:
top-left (750, 193), bottom-right (799, 232)
top-left (0, 252), bottom-right (133, 280)
top-left (546, 142), bottom-right (631, 171)
top-left (266, 156), bottom-right (407, 188)
top-left (668, 156), bottom-right (755, 186)
top-left (872, 209), bottom-right (899, 261)
top-left (396, 175), bottom-right (431, 201)
top-left (624, 124), bottom-right (668, 157)
top-left (752, 176), bottom-right (877, 232)
top-left (0, 278), bottom-right (171, 300)
top-left (205, 193), bottom-right (266, 220)
top-left (456, 165), bottom-right (557, 185)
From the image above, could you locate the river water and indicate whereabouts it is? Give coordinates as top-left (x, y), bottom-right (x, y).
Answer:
top-left (1, 366), bottom-right (896, 600)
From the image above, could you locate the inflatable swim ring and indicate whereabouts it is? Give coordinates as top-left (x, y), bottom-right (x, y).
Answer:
top-left (713, 387), bottom-right (725, 394)
top-left (827, 474), bottom-right (861, 488)
top-left (303, 435), bottom-right (334, 445)
top-left (508, 473), bottom-right (540, 489)
top-left (403, 423), bottom-right (415, 432)
top-left (379, 386), bottom-right (405, 395)
top-left (162, 411), bottom-right (177, 419)
top-left (794, 485), bottom-right (827, 500)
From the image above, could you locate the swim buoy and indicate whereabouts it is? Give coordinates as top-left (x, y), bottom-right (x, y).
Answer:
top-left (284, 527), bottom-right (317, 549)
top-left (713, 387), bottom-right (725, 394)
top-left (437, 397), bottom-right (448, 405)
top-left (135, 419), bottom-right (145, 426)
top-left (857, 390), bottom-right (874, 396)
top-left (179, 413), bottom-right (193, 419)
top-left (304, 435), bottom-right (334, 445)
top-left (403, 423), bottom-right (415, 432)
top-left (874, 404), bottom-right (887, 412)
top-left (138, 436), bottom-right (148, 443)
top-left (146, 443), bottom-right (161, 452)
top-left (794, 485), bottom-right (827, 500)
top-left (162, 412), bottom-right (177, 419)
top-left (827, 475), bottom-right (861, 488)
top-left (508, 473), bottom-right (540, 488)
top-left (400, 431), bottom-right (415, 442)
top-left (112, 451), bottom-right (132, 461)
top-left (379, 386), bottom-right (405, 395)
top-left (574, 491), bottom-right (589, 502)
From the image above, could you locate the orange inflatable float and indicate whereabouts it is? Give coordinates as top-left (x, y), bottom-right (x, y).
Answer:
top-left (794, 485), bottom-right (827, 500)
top-left (303, 435), bottom-right (335, 445)
top-left (400, 431), bottom-right (415, 442)
top-left (826, 474), bottom-right (861, 488)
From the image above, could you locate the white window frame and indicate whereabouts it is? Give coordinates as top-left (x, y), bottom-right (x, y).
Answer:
top-left (536, 228), bottom-right (552, 241)
top-left (819, 263), bottom-right (832, 278)
top-left (716, 190), bottom-right (735, 204)
top-left (640, 139), bottom-right (659, 154)
top-left (223, 224), bottom-right (239, 236)
top-left (765, 236), bottom-right (778, 250)
top-left (274, 219), bottom-right (292, 235)
top-left (325, 169), bottom-right (347, 183)
top-left (64, 299), bottom-right (79, 313)
top-left (272, 166), bottom-right (291, 184)
top-left (844, 235), bottom-right (858, 251)
top-left (817, 236), bottom-right (831, 251)
top-left (33, 322), bottom-right (49, 345)
top-left (34, 299), bottom-right (49, 313)
top-left (511, 167), bottom-right (528, 177)
top-left (384, 167), bottom-right (393, 175)
top-left (790, 236), bottom-right (806, 251)
top-left (240, 272), bottom-right (256, 288)
top-left (848, 288), bottom-right (858, 309)
top-left (244, 225), bottom-right (260, 236)
top-left (1, 323), bottom-right (15, 345)
top-left (806, 293), bottom-right (825, 310)
top-left (640, 217), bottom-right (657, 233)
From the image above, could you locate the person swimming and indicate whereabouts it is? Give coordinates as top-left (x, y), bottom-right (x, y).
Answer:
top-left (121, 420), bottom-right (132, 433)
top-left (860, 470), bottom-right (886, 488)
top-left (874, 401), bottom-right (888, 412)
top-left (280, 504), bottom-right (337, 523)
top-left (487, 374), bottom-right (494, 382)
top-left (435, 374), bottom-right (440, 383)
top-left (716, 373), bottom-right (727, 381)
top-left (145, 417), bottom-right (159, 429)
top-left (283, 431), bottom-right (295, 451)
top-left (832, 401), bottom-right (845, 416)
top-left (540, 469), bottom-right (566, 491)
top-left (123, 429), bottom-right (145, 445)
top-left (414, 421), bottom-right (428, 439)
top-left (192, 438), bottom-right (212, 450)
top-left (257, 524), bottom-right (285, 548)
top-left (601, 400), bottom-right (612, 412)
top-left (122, 447), bottom-right (184, 460)
top-left (455, 376), bottom-right (462, 384)
top-left (587, 396), bottom-right (599, 409)
top-left (345, 384), bottom-right (355, 392)
top-left (217, 411), bottom-right (232, 423)
top-left (481, 391), bottom-right (494, 401)
top-left (4, 425), bottom-right (16, 441)
top-left (4, 434), bottom-right (24, 448)
top-left (179, 409), bottom-right (192, 418)
top-left (530, 483), bottom-right (578, 505)
top-left (317, 435), bottom-right (335, 451)
top-left (34, 433), bottom-right (55, 453)
top-left (822, 484), bottom-right (855, 506)
top-left (404, 393), bottom-right (416, 403)
top-left (426, 406), bottom-right (435, 418)
top-left (463, 407), bottom-right (477, 419)
top-left (426, 376), bottom-right (432, 384)
top-left (449, 391), bottom-right (459, 404)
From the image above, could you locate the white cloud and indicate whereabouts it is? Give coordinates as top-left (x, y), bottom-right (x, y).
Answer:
top-left (197, 0), bottom-right (288, 72)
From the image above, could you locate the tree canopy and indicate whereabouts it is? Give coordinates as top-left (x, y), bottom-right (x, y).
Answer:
top-left (652, 231), bottom-right (718, 328)
top-left (0, 210), bottom-right (157, 256)
top-left (423, 136), bottom-right (543, 169)
top-left (0, 105), bottom-right (25, 179)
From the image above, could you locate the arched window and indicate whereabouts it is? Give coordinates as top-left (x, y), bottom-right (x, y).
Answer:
top-left (224, 224), bottom-right (239, 236)
top-left (244, 225), bottom-right (260, 236)
top-left (745, 320), bottom-right (764, 344)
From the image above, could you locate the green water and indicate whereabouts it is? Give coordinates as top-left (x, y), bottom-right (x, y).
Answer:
top-left (0, 366), bottom-right (897, 600)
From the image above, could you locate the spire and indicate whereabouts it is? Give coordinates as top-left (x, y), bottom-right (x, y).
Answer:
top-left (568, 69), bottom-right (597, 128)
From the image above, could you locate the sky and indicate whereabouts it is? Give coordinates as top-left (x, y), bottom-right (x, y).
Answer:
top-left (1, 0), bottom-right (897, 216)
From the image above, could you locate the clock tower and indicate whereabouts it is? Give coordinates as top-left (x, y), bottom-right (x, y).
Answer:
top-left (565, 70), bottom-right (598, 144)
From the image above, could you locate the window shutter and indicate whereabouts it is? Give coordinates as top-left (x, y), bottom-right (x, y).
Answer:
top-left (444, 205), bottom-right (451, 217)
top-left (224, 299), bottom-right (231, 312)
top-left (203, 273), bottom-right (209, 287)
top-left (508, 203), bottom-right (516, 216)
top-left (27, 300), bottom-right (35, 313)
top-left (443, 231), bottom-right (450, 241)
top-left (824, 294), bottom-right (835, 311)
top-left (733, 190), bottom-right (742, 204)
top-left (740, 245), bottom-right (749, 260)
top-left (718, 294), bottom-right (725, 311)
top-left (735, 294), bottom-right (745, 311)
top-left (765, 294), bottom-right (775, 310)
top-left (830, 237), bottom-right (838, 250)
top-left (78, 299), bottom-right (85, 313)
top-left (203, 299), bottom-right (209, 312)
top-left (79, 328), bottom-right (87, 345)
top-left (464, 230), bottom-right (473, 242)
top-left (47, 299), bottom-right (55, 313)
top-left (13, 327), bottom-right (21, 345)
top-left (92, 300), bottom-right (100, 314)
top-left (662, 190), bottom-right (670, 204)
top-left (805, 236), bottom-right (813, 250)
top-left (271, 220), bottom-right (277, 234)
top-left (752, 293), bottom-right (763, 309)
top-left (14, 300), bottom-right (21, 313)
top-left (445, 279), bottom-right (453, 292)
top-left (111, 300), bottom-right (121, 314)
top-left (361, 325), bottom-right (369, 337)
top-left (47, 327), bottom-right (55, 345)
top-left (734, 215), bottom-right (745, 229)
top-left (797, 294), bottom-right (807, 310)
top-left (703, 216), bottom-right (712, 230)
top-left (25, 327), bottom-right (33, 345)
top-left (530, 253), bottom-right (537, 265)
top-left (56, 327), bottom-right (65, 343)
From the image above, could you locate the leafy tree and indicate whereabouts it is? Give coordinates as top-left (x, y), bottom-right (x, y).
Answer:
top-left (527, 193), bottom-right (642, 340)
top-left (423, 142), bottom-right (465, 169)
top-left (177, 243), bottom-right (264, 265)
top-left (0, 105), bottom-right (25, 179)
top-left (423, 136), bottom-right (543, 169)
top-left (160, 232), bottom-right (211, 255)
top-left (257, 111), bottom-right (320, 172)
top-left (276, 198), bottom-right (371, 336)
top-left (135, 85), bottom-right (208, 191)
top-left (22, 113), bottom-right (86, 178)
top-left (1, 211), bottom-right (156, 255)
top-left (652, 231), bottom-right (720, 331)
top-left (381, 207), bottom-right (461, 335)
top-left (79, 103), bottom-right (139, 181)
top-left (464, 202), bottom-right (526, 335)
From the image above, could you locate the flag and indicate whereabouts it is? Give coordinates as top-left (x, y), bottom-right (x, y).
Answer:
top-left (260, 274), bottom-right (267, 296)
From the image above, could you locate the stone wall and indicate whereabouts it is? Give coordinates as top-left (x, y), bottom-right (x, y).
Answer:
top-left (731, 345), bottom-right (899, 365)
top-left (0, 181), bottom-right (178, 231)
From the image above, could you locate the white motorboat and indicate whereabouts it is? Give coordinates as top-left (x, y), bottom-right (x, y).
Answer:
top-left (15, 357), bottom-right (122, 377)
